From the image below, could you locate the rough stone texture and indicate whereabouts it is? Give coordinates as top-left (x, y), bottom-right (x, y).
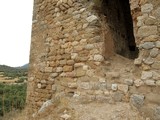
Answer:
top-left (137, 26), bottom-right (157, 37)
top-left (27, 0), bottom-right (160, 119)
top-left (130, 94), bottom-right (145, 109)
top-left (141, 4), bottom-right (153, 13)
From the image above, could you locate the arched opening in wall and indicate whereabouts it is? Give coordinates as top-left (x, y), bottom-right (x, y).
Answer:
top-left (100, 0), bottom-right (139, 59)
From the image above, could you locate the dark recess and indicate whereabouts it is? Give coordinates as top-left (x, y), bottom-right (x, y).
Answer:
top-left (101, 0), bottom-right (139, 59)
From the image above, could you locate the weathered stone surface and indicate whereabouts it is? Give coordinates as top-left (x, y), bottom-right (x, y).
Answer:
top-left (152, 71), bottom-right (160, 80)
top-left (75, 68), bottom-right (86, 77)
top-left (68, 82), bottom-right (77, 89)
top-left (137, 26), bottom-right (157, 37)
top-left (38, 100), bottom-right (52, 113)
top-left (137, 15), bottom-right (147, 27)
top-left (124, 79), bottom-right (133, 86)
top-left (146, 93), bottom-right (160, 104)
top-left (139, 42), bottom-right (155, 49)
top-left (154, 106), bottom-right (160, 120)
top-left (143, 57), bottom-right (154, 65)
top-left (150, 48), bottom-right (159, 57)
top-left (118, 84), bottom-right (128, 93)
top-left (50, 73), bottom-right (58, 78)
top-left (145, 16), bottom-right (156, 25)
top-left (134, 58), bottom-right (142, 65)
top-left (63, 66), bottom-right (73, 72)
top-left (151, 62), bottom-right (160, 69)
top-left (156, 41), bottom-right (160, 48)
top-left (112, 92), bottom-right (124, 102)
top-left (60, 114), bottom-right (71, 120)
top-left (141, 3), bottom-right (153, 13)
top-left (141, 71), bottom-right (153, 80)
top-left (111, 84), bottom-right (118, 91)
top-left (86, 15), bottom-right (98, 23)
top-left (130, 94), bottom-right (144, 108)
top-left (45, 67), bottom-right (53, 72)
top-left (156, 81), bottom-right (160, 86)
top-left (37, 83), bottom-right (42, 89)
top-left (153, 7), bottom-right (160, 18)
top-left (93, 54), bottom-right (104, 62)
top-left (134, 79), bottom-right (144, 87)
top-left (145, 80), bottom-right (156, 86)
top-left (99, 78), bottom-right (106, 83)
top-left (142, 35), bottom-right (159, 42)
top-left (56, 67), bottom-right (63, 72)
top-left (79, 82), bottom-right (90, 90)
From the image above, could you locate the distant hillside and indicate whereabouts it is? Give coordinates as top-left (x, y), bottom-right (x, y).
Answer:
top-left (0, 65), bottom-right (17, 72)
top-left (0, 65), bottom-right (28, 79)
top-left (17, 63), bottom-right (29, 69)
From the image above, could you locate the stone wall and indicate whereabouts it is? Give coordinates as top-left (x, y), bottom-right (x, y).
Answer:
top-left (27, 0), bottom-right (160, 119)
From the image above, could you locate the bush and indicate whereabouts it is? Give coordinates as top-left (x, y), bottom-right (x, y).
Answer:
top-left (0, 83), bottom-right (27, 116)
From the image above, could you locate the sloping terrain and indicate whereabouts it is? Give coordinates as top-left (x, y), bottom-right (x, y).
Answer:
top-left (30, 55), bottom-right (146, 120)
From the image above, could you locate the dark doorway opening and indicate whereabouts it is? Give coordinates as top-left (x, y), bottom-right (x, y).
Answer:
top-left (100, 0), bottom-right (139, 59)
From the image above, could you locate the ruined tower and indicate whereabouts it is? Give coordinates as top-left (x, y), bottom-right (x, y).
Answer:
top-left (27, 0), bottom-right (160, 119)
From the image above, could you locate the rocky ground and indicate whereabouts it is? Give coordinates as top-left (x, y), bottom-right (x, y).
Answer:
top-left (29, 55), bottom-right (148, 120)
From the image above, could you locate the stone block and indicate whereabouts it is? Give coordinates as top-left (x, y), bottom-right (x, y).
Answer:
top-left (152, 62), bottom-right (160, 69)
top-left (152, 71), bottom-right (160, 80)
top-left (66, 60), bottom-right (75, 65)
top-left (112, 92), bottom-right (124, 102)
top-left (156, 41), bottom-right (160, 48)
top-left (79, 82), bottom-right (90, 90)
top-left (145, 80), bottom-right (156, 86)
top-left (56, 67), bottom-right (63, 72)
top-left (142, 35), bottom-right (159, 42)
top-left (141, 71), bottom-right (153, 80)
top-left (138, 26), bottom-right (157, 38)
top-left (156, 80), bottom-right (160, 86)
top-left (93, 54), bottom-right (104, 62)
top-left (124, 79), bottom-right (133, 86)
top-left (146, 93), bottom-right (160, 104)
top-left (154, 106), bottom-right (160, 120)
top-left (63, 66), bottom-right (73, 72)
top-left (118, 84), bottom-right (128, 93)
top-left (150, 48), bottom-right (159, 58)
top-left (111, 84), bottom-right (118, 91)
top-left (134, 79), bottom-right (144, 87)
top-left (68, 82), bottom-right (77, 89)
top-left (130, 94), bottom-right (144, 108)
top-left (75, 68), bottom-right (86, 77)
top-left (44, 67), bottom-right (53, 73)
top-left (139, 42), bottom-right (155, 49)
top-left (145, 16), bottom-right (156, 25)
top-left (59, 59), bottom-right (67, 65)
top-left (143, 57), bottom-right (154, 65)
top-left (141, 3), bottom-right (153, 13)
top-left (49, 61), bottom-right (56, 67)
top-left (134, 58), bottom-right (142, 65)
top-left (86, 15), bottom-right (98, 23)
top-left (50, 73), bottom-right (58, 78)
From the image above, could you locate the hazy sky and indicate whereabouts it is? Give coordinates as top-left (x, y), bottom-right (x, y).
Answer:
top-left (0, 0), bottom-right (33, 67)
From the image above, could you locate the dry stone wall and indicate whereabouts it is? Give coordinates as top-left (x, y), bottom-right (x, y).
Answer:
top-left (27, 0), bottom-right (160, 119)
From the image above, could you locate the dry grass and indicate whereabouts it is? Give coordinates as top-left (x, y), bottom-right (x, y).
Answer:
top-left (1, 109), bottom-right (27, 120)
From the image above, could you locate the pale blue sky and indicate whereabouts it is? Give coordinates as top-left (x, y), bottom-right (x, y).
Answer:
top-left (0, 0), bottom-right (33, 67)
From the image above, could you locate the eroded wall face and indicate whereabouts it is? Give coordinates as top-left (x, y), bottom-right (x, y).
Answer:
top-left (27, 0), bottom-right (160, 119)
top-left (27, 0), bottom-right (104, 116)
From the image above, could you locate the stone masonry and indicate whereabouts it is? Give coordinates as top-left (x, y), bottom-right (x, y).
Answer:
top-left (27, 0), bottom-right (160, 119)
